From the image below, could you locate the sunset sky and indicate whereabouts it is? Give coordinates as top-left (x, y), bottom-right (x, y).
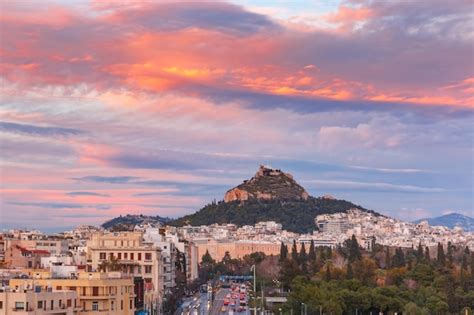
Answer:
top-left (1, 0), bottom-right (473, 232)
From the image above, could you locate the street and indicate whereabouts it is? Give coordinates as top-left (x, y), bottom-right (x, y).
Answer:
top-left (209, 288), bottom-right (231, 315)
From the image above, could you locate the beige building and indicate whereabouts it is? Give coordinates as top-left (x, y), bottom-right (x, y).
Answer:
top-left (9, 271), bottom-right (135, 315)
top-left (86, 232), bottom-right (163, 311)
top-left (0, 287), bottom-right (78, 315)
top-left (195, 240), bottom-right (281, 262)
top-left (4, 241), bottom-right (50, 269)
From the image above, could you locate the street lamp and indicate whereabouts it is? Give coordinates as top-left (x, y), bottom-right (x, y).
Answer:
top-left (251, 264), bottom-right (256, 315)
top-left (301, 303), bottom-right (307, 315)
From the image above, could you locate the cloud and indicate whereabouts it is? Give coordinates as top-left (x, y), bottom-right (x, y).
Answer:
top-left (1, 0), bottom-right (472, 107)
top-left (0, 121), bottom-right (85, 137)
top-left (72, 176), bottom-right (140, 184)
top-left (303, 179), bottom-right (447, 193)
top-left (66, 191), bottom-right (110, 197)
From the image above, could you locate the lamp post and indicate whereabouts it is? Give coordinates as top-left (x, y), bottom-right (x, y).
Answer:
top-left (251, 264), bottom-right (256, 315)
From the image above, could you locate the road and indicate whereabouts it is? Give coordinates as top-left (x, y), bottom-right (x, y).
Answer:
top-left (178, 292), bottom-right (210, 315)
top-left (210, 288), bottom-right (231, 315)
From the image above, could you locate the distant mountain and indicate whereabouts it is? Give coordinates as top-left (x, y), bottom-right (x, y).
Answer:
top-left (413, 213), bottom-right (474, 232)
top-left (102, 214), bottom-right (172, 231)
top-left (169, 165), bottom-right (377, 233)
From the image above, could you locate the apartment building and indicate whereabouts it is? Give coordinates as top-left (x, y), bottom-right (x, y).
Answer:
top-left (9, 271), bottom-right (135, 315)
top-left (86, 232), bottom-right (163, 312)
top-left (0, 286), bottom-right (78, 315)
top-left (4, 241), bottom-right (50, 269)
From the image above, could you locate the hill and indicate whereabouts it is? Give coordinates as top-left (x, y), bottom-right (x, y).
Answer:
top-left (413, 213), bottom-right (474, 232)
top-left (169, 197), bottom-right (371, 233)
top-left (169, 165), bottom-right (375, 233)
top-left (101, 214), bottom-right (172, 231)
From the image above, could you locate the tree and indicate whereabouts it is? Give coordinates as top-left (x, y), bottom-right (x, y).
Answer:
top-left (446, 241), bottom-right (454, 267)
top-left (425, 247), bottom-right (431, 263)
top-left (308, 240), bottom-right (316, 262)
top-left (299, 243), bottom-right (308, 273)
top-left (279, 242), bottom-right (288, 262)
top-left (291, 240), bottom-right (299, 262)
top-left (417, 241), bottom-right (424, 262)
top-left (385, 248), bottom-right (391, 268)
top-left (392, 248), bottom-right (406, 268)
top-left (436, 243), bottom-right (446, 267)
top-left (346, 262), bottom-right (354, 279)
top-left (348, 235), bottom-right (362, 262)
top-left (202, 250), bottom-right (215, 264)
top-left (325, 264), bottom-right (331, 281)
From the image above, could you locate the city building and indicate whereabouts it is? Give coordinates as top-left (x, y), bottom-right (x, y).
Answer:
top-left (9, 271), bottom-right (135, 315)
top-left (86, 232), bottom-right (163, 312)
top-left (0, 286), bottom-right (79, 315)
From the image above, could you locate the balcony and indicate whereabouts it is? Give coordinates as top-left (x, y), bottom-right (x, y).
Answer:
top-left (80, 294), bottom-right (113, 300)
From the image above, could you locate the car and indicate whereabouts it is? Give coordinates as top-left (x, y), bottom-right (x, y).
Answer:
top-left (223, 298), bottom-right (229, 306)
top-left (221, 306), bottom-right (227, 313)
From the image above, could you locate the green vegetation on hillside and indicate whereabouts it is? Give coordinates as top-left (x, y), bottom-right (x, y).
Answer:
top-left (169, 197), bottom-right (372, 233)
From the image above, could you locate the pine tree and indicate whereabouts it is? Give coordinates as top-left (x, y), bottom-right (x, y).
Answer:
top-left (392, 248), bottom-right (405, 267)
top-left (437, 242), bottom-right (446, 267)
top-left (279, 242), bottom-right (288, 262)
top-left (291, 240), bottom-right (299, 262)
top-left (346, 262), bottom-right (354, 279)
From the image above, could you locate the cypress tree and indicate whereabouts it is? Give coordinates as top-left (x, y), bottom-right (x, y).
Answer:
top-left (291, 240), bottom-right (299, 262)
top-left (437, 242), bottom-right (446, 267)
top-left (299, 243), bottom-right (308, 273)
top-left (349, 235), bottom-right (362, 262)
top-left (447, 241), bottom-right (453, 267)
top-left (417, 241), bottom-right (424, 262)
top-left (425, 247), bottom-right (431, 263)
top-left (308, 240), bottom-right (316, 262)
top-left (279, 242), bottom-right (288, 262)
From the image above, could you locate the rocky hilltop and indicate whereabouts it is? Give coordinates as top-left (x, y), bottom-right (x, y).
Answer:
top-left (224, 165), bottom-right (309, 202)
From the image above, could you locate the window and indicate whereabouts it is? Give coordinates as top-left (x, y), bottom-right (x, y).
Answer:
top-left (138, 253), bottom-right (142, 260)
top-left (50, 300), bottom-right (54, 310)
top-left (130, 253), bottom-right (134, 260)
top-left (118, 252), bottom-right (122, 259)
top-left (38, 301), bottom-right (43, 309)
top-left (59, 300), bottom-right (62, 307)
top-left (92, 287), bottom-right (99, 296)
top-left (92, 302), bottom-right (99, 311)
top-left (56, 286), bottom-right (62, 290)
top-left (121, 300), bottom-right (124, 310)
top-left (15, 302), bottom-right (25, 310)
top-left (124, 253), bottom-right (128, 259)
top-left (111, 301), bottom-right (114, 310)
top-left (145, 253), bottom-right (152, 260)
top-left (67, 299), bottom-right (72, 307)
top-left (145, 266), bottom-right (152, 274)
top-left (99, 252), bottom-right (106, 260)
top-left (0, 301), bottom-right (3, 309)
top-left (130, 299), bottom-right (133, 309)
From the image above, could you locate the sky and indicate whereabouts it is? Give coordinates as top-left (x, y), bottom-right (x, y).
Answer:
top-left (0, 0), bottom-right (473, 232)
